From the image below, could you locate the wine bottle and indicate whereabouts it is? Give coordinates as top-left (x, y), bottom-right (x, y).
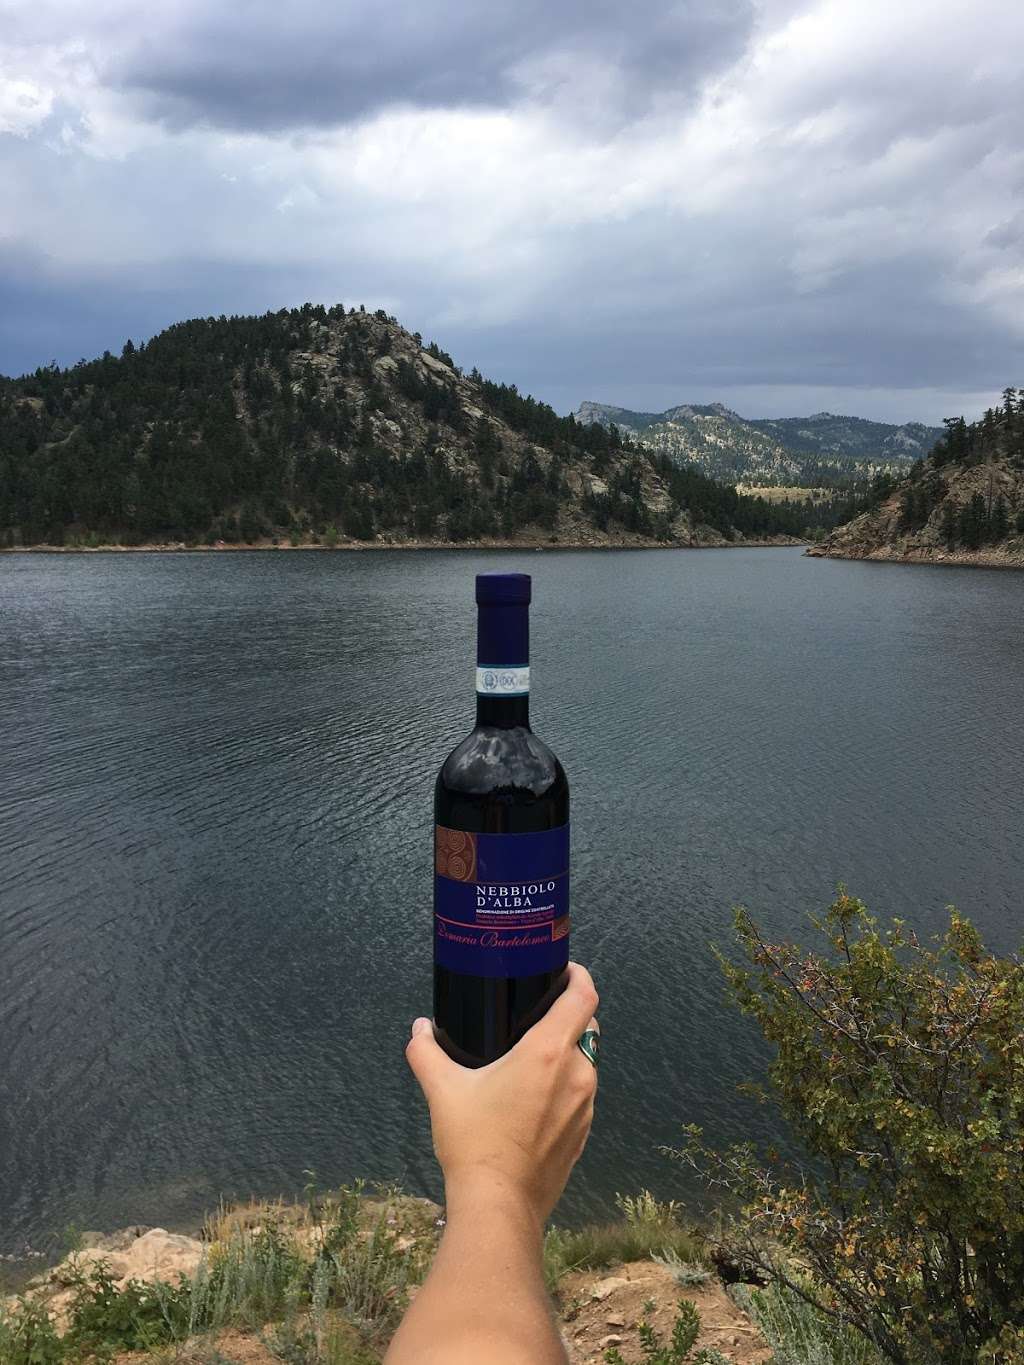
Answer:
top-left (433, 572), bottom-right (570, 1067)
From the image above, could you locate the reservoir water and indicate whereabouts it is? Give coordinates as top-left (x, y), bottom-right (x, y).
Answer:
top-left (1, 547), bottom-right (1022, 1256)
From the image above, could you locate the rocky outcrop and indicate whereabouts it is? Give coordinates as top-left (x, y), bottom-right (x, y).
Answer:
top-left (809, 456), bottom-right (1024, 568)
top-left (22, 1227), bottom-right (204, 1329)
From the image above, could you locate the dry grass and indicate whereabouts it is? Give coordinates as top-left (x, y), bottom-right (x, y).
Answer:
top-left (544, 1192), bottom-right (703, 1291)
top-left (735, 485), bottom-right (834, 503)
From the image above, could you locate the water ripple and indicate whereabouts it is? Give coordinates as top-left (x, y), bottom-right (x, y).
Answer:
top-left (1, 548), bottom-right (1023, 1255)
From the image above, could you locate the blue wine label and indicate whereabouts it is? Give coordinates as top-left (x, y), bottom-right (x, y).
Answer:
top-left (434, 824), bottom-right (570, 978)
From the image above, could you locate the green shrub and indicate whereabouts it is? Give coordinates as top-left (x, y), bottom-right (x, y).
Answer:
top-left (198, 1221), bottom-right (306, 1333)
top-left (674, 893), bottom-right (1024, 1364)
top-left (732, 1281), bottom-right (881, 1365)
top-left (0, 1293), bottom-right (65, 1365)
top-left (604, 1299), bottom-right (726, 1364)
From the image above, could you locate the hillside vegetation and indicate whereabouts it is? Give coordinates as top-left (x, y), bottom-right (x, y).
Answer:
top-left (809, 388), bottom-right (1024, 567)
top-left (0, 306), bottom-right (843, 550)
top-left (575, 401), bottom-right (941, 488)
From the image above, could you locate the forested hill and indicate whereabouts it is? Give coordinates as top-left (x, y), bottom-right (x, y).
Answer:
top-left (809, 390), bottom-right (1024, 568)
top-left (2, 304), bottom-right (846, 550)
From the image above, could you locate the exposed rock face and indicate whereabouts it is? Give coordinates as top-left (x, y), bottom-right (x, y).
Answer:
top-left (809, 456), bottom-right (1024, 568)
top-left (36, 1227), bottom-right (205, 1329)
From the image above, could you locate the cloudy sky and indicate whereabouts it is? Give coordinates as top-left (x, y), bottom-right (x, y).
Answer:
top-left (2, 0), bottom-right (1022, 422)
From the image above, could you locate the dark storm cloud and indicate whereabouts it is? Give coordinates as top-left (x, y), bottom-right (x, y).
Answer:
top-left (108, 0), bottom-right (755, 131)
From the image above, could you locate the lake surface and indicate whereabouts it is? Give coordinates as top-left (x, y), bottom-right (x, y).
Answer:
top-left (1, 548), bottom-right (1023, 1257)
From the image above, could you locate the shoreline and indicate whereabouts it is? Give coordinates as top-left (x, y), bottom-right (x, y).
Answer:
top-left (805, 544), bottom-right (1024, 571)
top-left (2, 537), bottom-right (809, 555)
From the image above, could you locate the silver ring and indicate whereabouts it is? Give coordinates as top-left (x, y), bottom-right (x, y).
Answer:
top-left (577, 1028), bottom-right (601, 1067)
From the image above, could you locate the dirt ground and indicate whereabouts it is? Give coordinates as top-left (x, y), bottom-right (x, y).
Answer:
top-left (113, 1332), bottom-right (276, 1364)
top-left (560, 1260), bottom-right (771, 1365)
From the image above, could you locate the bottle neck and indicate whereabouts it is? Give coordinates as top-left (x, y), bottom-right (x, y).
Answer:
top-left (476, 692), bottom-right (530, 729)
top-left (475, 601), bottom-right (530, 730)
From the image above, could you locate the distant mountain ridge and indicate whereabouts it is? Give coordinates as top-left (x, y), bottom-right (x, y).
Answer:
top-left (574, 400), bottom-right (945, 488)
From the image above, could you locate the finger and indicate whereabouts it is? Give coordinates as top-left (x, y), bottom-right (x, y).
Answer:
top-left (537, 962), bottom-right (599, 1045)
top-left (405, 1017), bottom-right (458, 1100)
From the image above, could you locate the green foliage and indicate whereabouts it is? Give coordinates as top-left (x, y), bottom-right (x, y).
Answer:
top-left (649, 453), bottom-right (843, 540)
top-left (674, 894), bottom-right (1024, 1364)
top-left (191, 1220), bottom-right (308, 1334)
top-left (0, 1293), bottom-right (64, 1365)
top-left (933, 392), bottom-right (1024, 472)
top-left (940, 500), bottom-right (957, 548)
top-left (896, 473), bottom-right (946, 534)
top-left (0, 1185), bottom-right (428, 1364)
top-left (733, 1282), bottom-right (881, 1365)
top-left (267, 1313), bottom-right (380, 1364)
top-left (604, 1299), bottom-right (702, 1364)
top-left (63, 1259), bottom-right (192, 1355)
top-left (544, 1191), bottom-right (701, 1290)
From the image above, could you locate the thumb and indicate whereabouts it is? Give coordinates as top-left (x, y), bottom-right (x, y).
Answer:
top-left (405, 1017), bottom-right (455, 1100)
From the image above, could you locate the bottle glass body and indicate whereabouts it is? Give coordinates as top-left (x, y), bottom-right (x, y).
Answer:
top-left (433, 576), bottom-right (569, 1067)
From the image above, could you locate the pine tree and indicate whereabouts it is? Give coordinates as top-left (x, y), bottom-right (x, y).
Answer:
top-left (991, 495), bottom-right (1010, 543)
top-left (940, 500), bottom-right (956, 548)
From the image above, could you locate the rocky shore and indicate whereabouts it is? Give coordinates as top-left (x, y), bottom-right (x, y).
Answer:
top-left (806, 541), bottom-right (1024, 569)
top-left (2, 534), bottom-right (807, 554)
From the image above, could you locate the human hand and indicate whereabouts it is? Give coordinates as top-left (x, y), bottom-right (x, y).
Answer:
top-left (405, 962), bottom-right (600, 1227)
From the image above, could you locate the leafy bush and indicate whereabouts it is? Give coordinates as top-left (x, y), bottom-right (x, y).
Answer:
top-left (0, 1293), bottom-right (64, 1365)
top-left (675, 893), bottom-right (1024, 1364)
top-left (63, 1260), bottom-right (191, 1354)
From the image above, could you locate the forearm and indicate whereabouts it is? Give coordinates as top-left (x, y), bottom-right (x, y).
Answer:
top-left (385, 1175), bottom-right (565, 1365)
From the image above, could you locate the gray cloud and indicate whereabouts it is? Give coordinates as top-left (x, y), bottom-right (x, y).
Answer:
top-left (985, 212), bottom-right (1024, 251)
top-left (1, 0), bottom-right (1022, 424)
top-left (99, 0), bottom-right (756, 132)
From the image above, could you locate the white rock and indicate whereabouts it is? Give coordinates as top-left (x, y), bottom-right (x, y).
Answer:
top-left (590, 1276), bottom-right (629, 1301)
top-left (420, 351), bottom-right (453, 375)
top-left (73, 1229), bottom-right (203, 1288)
